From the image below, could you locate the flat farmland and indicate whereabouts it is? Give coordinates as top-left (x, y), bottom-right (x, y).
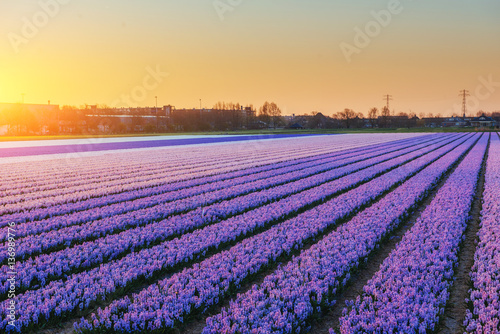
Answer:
top-left (1, 133), bottom-right (499, 334)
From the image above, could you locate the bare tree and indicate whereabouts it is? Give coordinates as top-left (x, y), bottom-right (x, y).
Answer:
top-left (381, 106), bottom-right (390, 117)
top-left (368, 107), bottom-right (378, 128)
top-left (258, 102), bottom-right (271, 126)
top-left (269, 102), bottom-right (282, 128)
top-left (379, 106), bottom-right (391, 128)
top-left (476, 110), bottom-right (486, 117)
top-left (338, 108), bottom-right (357, 129)
top-left (213, 101), bottom-right (225, 110)
top-left (259, 101), bottom-right (282, 128)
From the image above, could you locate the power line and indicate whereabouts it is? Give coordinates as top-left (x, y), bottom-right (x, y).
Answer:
top-left (459, 89), bottom-right (470, 118)
top-left (383, 94), bottom-right (393, 110)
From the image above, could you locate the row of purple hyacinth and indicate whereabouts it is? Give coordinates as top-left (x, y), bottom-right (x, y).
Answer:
top-left (0, 144), bottom-right (353, 228)
top-left (0, 140), bottom-right (347, 212)
top-left (0, 134), bottom-right (428, 232)
top-left (0, 147), bottom-right (360, 228)
top-left (0, 135), bottom-right (445, 264)
top-left (464, 133), bottom-right (500, 333)
top-left (0, 135), bottom-right (456, 298)
top-left (201, 132), bottom-right (481, 334)
top-left (5, 135), bottom-right (374, 205)
top-left (0, 135), bottom-right (429, 226)
top-left (0, 143), bottom-right (270, 198)
top-left (2, 134), bottom-right (395, 198)
top-left (0, 136), bottom-right (452, 332)
top-left (0, 135), bottom-right (322, 190)
top-left (337, 134), bottom-right (488, 333)
top-left (70, 135), bottom-right (474, 334)
top-left (0, 134), bottom-right (361, 189)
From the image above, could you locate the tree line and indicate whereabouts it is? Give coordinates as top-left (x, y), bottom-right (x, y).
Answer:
top-left (1, 101), bottom-right (498, 135)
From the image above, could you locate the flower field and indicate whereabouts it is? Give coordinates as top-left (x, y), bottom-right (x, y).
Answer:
top-left (0, 133), bottom-right (498, 333)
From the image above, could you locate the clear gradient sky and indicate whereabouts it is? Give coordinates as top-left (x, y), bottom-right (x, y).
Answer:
top-left (1, 0), bottom-right (499, 116)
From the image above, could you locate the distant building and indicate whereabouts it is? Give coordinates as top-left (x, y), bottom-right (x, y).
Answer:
top-left (442, 117), bottom-right (467, 127)
top-left (289, 113), bottom-right (338, 129)
top-left (163, 105), bottom-right (174, 116)
top-left (471, 114), bottom-right (496, 128)
top-left (0, 102), bottom-right (60, 135)
top-left (422, 117), bottom-right (446, 128)
top-left (85, 114), bottom-right (167, 132)
top-left (377, 115), bottom-right (418, 128)
top-left (289, 123), bottom-right (304, 129)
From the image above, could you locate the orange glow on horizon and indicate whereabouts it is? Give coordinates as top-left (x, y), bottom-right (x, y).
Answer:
top-left (0, 1), bottom-right (499, 117)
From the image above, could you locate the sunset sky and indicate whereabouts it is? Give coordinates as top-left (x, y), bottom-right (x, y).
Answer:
top-left (1, 0), bottom-right (499, 116)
